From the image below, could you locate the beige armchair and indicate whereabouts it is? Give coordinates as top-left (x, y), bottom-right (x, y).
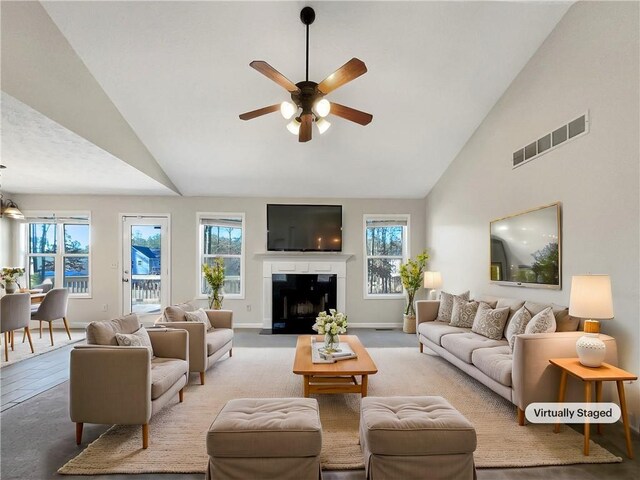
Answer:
top-left (161, 303), bottom-right (233, 385)
top-left (70, 314), bottom-right (189, 449)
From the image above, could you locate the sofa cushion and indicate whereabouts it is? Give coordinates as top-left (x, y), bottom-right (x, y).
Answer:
top-left (525, 307), bottom-right (556, 334)
top-left (115, 327), bottom-right (154, 357)
top-left (163, 303), bottom-right (196, 323)
top-left (418, 321), bottom-right (469, 346)
top-left (471, 303), bottom-right (510, 340)
top-left (206, 328), bottom-right (234, 356)
top-left (184, 308), bottom-right (213, 329)
top-left (360, 396), bottom-right (477, 456)
top-left (151, 357), bottom-right (188, 400)
top-left (505, 306), bottom-right (533, 351)
top-left (440, 332), bottom-right (508, 364)
top-left (86, 314), bottom-right (140, 345)
top-left (437, 290), bottom-right (470, 322)
top-left (471, 346), bottom-right (513, 387)
top-left (554, 307), bottom-right (579, 332)
top-left (474, 296), bottom-right (499, 308)
top-left (450, 298), bottom-right (479, 328)
top-left (207, 398), bottom-right (322, 458)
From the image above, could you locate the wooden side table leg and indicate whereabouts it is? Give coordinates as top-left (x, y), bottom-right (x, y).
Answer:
top-left (616, 380), bottom-right (634, 459)
top-left (361, 375), bottom-right (368, 397)
top-left (595, 381), bottom-right (603, 435)
top-left (303, 375), bottom-right (310, 398)
top-left (554, 370), bottom-right (568, 433)
top-left (584, 381), bottom-right (592, 456)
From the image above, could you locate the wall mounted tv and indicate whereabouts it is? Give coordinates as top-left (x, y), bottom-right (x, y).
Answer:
top-left (490, 202), bottom-right (561, 289)
top-left (267, 204), bottom-right (342, 252)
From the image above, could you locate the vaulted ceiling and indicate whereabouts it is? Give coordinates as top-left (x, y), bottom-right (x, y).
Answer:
top-left (1, 1), bottom-right (572, 198)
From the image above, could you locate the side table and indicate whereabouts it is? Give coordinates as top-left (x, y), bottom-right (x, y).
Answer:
top-left (549, 357), bottom-right (637, 458)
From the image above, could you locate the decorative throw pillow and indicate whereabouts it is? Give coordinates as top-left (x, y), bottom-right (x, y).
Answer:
top-left (524, 306), bottom-right (557, 335)
top-left (438, 290), bottom-right (470, 322)
top-left (505, 306), bottom-right (533, 351)
top-left (115, 327), bottom-right (154, 357)
top-left (471, 303), bottom-right (510, 340)
top-left (449, 297), bottom-right (479, 328)
top-left (185, 308), bottom-right (213, 330)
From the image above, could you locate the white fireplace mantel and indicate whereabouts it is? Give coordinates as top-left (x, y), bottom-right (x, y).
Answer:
top-left (259, 252), bottom-right (353, 329)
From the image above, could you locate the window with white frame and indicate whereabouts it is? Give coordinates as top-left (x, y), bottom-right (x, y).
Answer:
top-left (25, 213), bottom-right (91, 296)
top-left (364, 215), bottom-right (409, 297)
top-left (198, 213), bottom-right (245, 298)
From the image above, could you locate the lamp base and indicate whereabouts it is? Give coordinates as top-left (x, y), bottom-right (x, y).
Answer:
top-left (576, 333), bottom-right (606, 367)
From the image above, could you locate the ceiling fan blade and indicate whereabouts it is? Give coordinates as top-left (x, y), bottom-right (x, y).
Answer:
top-left (330, 103), bottom-right (373, 126)
top-left (250, 61), bottom-right (300, 93)
top-left (299, 114), bottom-right (312, 142)
top-left (239, 104), bottom-right (280, 121)
top-left (317, 58), bottom-right (367, 95)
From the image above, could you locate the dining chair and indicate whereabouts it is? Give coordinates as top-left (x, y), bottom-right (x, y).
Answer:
top-left (1, 293), bottom-right (34, 361)
top-left (31, 288), bottom-right (70, 346)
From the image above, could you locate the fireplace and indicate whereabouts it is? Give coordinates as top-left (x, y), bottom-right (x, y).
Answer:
top-left (272, 274), bottom-right (337, 334)
top-left (260, 253), bottom-right (350, 332)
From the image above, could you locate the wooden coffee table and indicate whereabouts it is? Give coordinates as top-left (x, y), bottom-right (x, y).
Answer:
top-left (293, 335), bottom-right (378, 397)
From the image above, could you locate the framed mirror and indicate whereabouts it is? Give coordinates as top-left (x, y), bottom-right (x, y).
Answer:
top-left (490, 203), bottom-right (561, 289)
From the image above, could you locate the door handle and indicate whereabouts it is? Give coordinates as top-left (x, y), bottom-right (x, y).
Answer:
top-left (122, 278), bottom-right (129, 283)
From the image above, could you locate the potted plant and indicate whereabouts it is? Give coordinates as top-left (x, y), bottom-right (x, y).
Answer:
top-left (0, 267), bottom-right (25, 294)
top-left (399, 250), bottom-right (429, 333)
top-left (202, 258), bottom-right (225, 309)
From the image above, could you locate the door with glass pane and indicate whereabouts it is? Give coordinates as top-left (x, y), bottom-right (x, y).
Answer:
top-left (122, 216), bottom-right (170, 316)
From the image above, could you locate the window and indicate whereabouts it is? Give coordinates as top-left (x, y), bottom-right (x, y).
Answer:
top-left (364, 215), bottom-right (409, 298)
top-left (25, 213), bottom-right (91, 297)
top-left (198, 213), bottom-right (245, 299)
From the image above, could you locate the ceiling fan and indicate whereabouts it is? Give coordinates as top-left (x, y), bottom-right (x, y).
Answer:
top-left (239, 6), bottom-right (373, 143)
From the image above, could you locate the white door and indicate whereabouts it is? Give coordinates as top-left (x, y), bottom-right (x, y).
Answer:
top-left (121, 216), bottom-right (170, 316)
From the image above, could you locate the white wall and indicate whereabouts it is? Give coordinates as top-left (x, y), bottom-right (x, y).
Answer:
top-left (425, 2), bottom-right (639, 428)
top-left (11, 194), bottom-right (425, 328)
top-left (0, 215), bottom-right (14, 267)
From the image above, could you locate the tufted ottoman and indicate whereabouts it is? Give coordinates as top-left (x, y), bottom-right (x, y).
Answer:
top-left (360, 396), bottom-right (477, 480)
top-left (206, 398), bottom-right (322, 480)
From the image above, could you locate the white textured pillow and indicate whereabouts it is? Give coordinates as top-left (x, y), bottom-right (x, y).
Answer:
top-left (115, 327), bottom-right (154, 357)
top-left (471, 303), bottom-right (510, 340)
top-left (438, 290), bottom-right (470, 322)
top-left (505, 306), bottom-right (533, 351)
top-left (449, 297), bottom-right (479, 328)
top-left (524, 306), bottom-right (556, 335)
top-left (184, 308), bottom-right (213, 330)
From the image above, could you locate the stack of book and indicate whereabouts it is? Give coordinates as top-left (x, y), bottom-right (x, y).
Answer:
top-left (311, 339), bottom-right (357, 364)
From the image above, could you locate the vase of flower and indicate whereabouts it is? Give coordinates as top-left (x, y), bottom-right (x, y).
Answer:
top-left (399, 250), bottom-right (429, 333)
top-left (5, 280), bottom-right (17, 294)
top-left (1, 267), bottom-right (25, 294)
top-left (202, 258), bottom-right (225, 310)
top-left (313, 309), bottom-right (348, 354)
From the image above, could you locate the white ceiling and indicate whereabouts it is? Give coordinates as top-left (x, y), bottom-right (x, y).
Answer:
top-left (1, 93), bottom-right (176, 195)
top-left (5, 1), bottom-right (572, 198)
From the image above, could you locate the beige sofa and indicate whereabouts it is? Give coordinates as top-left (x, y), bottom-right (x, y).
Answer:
top-left (70, 314), bottom-right (189, 448)
top-left (415, 296), bottom-right (618, 424)
top-left (160, 303), bottom-right (233, 385)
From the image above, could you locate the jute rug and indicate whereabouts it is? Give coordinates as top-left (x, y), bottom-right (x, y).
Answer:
top-left (58, 347), bottom-right (621, 475)
top-left (0, 330), bottom-right (85, 368)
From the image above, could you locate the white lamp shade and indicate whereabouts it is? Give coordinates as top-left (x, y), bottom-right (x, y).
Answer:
top-left (280, 101), bottom-right (296, 120)
top-left (569, 274), bottom-right (614, 319)
top-left (423, 271), bottom-right (442, 289)
top-left (286, 119), bottom-right (301, 135)
top-left (316, 117), bottom-right (331, 134)
top-left (314, 99), bottom-right (331, 117)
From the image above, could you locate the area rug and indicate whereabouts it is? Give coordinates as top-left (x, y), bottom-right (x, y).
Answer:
top-left (58, 347), bottom-right (621, 474)
top-left (0, 330), bottom-right (85, 368)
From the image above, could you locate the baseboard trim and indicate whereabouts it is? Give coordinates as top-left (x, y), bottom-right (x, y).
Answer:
top-left (65, 322), bottom-right (404, 330)
top-left (349, 323), bottom-right (403, 329)
top-left (233, 323), bottom-right (264, 329)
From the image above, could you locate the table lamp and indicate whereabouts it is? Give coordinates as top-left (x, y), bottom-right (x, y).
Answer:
top-left (423, 272), bottom-right (442, 300)
top-left (569, 274), bottom-right (614, 367)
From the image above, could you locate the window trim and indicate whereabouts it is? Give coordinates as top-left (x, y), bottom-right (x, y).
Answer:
top-left (23, 211), bottom-right (92, 299)
top-left (196, 212), bottom-right (246, 301)
top-left (362, 214), bottom-right (410, 300)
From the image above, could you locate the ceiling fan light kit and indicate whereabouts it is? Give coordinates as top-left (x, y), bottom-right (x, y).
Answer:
top-left (239, 6), bottom-right (373, 142)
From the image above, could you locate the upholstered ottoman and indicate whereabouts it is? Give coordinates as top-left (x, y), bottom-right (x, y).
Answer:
top-left (360, 396), bottom-right (477, 480)
top-left (206, 398), bottom-right (323, 480)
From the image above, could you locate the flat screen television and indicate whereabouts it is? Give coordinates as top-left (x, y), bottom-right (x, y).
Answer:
top-left (267, 204), bottom-right (342, 252)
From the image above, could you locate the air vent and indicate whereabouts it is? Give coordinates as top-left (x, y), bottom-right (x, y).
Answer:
top-left (512, 112), bottom-right (589, 169)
